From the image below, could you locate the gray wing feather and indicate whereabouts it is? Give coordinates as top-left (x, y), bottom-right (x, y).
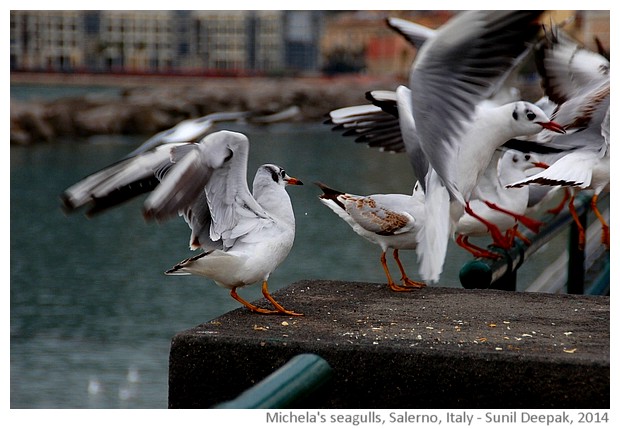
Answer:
top-left (123, 111), bottom-right (250, 159)
top-left (61, 142), bottom-right (183, 216)
top-left (143, 130), bottom-right (268, 251)
top-left (410, 10), bottom-right (543, 200)
top-left (386, 17), bottom-right (436, 49)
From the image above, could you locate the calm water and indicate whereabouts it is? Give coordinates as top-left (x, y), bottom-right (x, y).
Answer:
top-left (11, 88), bottom-right (587, 409)
top-left (10, 83), bottom-right (120, 102)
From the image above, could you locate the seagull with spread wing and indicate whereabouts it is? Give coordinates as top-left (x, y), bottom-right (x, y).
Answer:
top-left (62, 130), bottom-right (304, 316)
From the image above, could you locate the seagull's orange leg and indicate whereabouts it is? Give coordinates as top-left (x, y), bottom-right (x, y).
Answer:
top-left (261, 281), bottom-right (304, 316)
top-left (380, 251), bottom-right (413, 292)
top-left (590, 194), bottom-right (610, 249)
top-left (392, 249), bottom-right (426, 289)
top-left (547, 188), bottom-right (571, 215)
top-left (503, 225), bottom-right (518, 247)
top-left (484, 201), bottom-right (544, 233)
top-left (568, 195), bottom-right (586, 250)
top-left (465, 202), bottom-right (512, 249)
top-left (456, 234), bottom-right (503, 260)
top-left (512, 227), bottom-right (532, 245)
top-left (230, 287), bottom-right (281, 315)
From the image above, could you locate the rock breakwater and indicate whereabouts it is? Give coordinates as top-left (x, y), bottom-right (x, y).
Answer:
top-left (10, 75), bottom-right (402, 145)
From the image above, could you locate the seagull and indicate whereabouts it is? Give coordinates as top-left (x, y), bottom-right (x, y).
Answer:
top-left (454, 150), bottom-right (548, 258)
top-left (122, 111), bottom-right (251, 159)
top-left (508, 131), bottom-right (610, 250)
top-left (404, 10), bottom-right (567, 283)
top-left (62, 130), bottom-right (304, 316)
top-left (315, 181), bottom-right (425, 292)
top-left (507, 25), bottom-right (610, 250)
top-left (122, 107), bottom-right (301, 159)
top-left (61, 106), bottom-right (298, 216)
top-left (325, 14), bottom-right (556, 198)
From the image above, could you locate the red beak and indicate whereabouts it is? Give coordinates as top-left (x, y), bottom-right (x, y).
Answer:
top-left (286, 177), bottom-right (304, 186)
top-left (537, 121), bottom-right (566, 134)
top-left (532, 161), bottom-right (550, 169)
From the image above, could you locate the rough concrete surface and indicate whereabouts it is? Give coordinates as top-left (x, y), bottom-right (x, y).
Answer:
top-left (168, 280), bottom-right (609, 409)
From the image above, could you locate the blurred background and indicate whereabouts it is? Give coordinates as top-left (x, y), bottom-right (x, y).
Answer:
top-left (10, 10), bottom-right (610, 409)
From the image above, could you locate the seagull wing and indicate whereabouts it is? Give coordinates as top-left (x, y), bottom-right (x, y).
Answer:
top-left (340, 194), bottom-right (416, 236)
top-left (394, 85), bottom-right (429, 188)
top-left (386, 16), bottom-right (436, 49)
top-left (410, 10), bottom-right (543, 201)
top-left (536, 25), bottom-right (610, 106)
top-left (143, 130), bottom-right (270, 251)
top-left (327, 102), bottom-right (404, 153)
top-left (60, 142), bottom-right (184, 216)
top-left (123, 111), bottom-right (251, 159)
top-left (507, 150), bottom-right (598, 189)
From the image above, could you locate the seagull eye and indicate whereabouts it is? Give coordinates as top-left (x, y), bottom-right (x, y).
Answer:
top-left (280, 170), bottom-right (286, 178)
top-left (526, 111), bottom-right (537, 121)
top-left (524, 154), bottom-right (531, 161)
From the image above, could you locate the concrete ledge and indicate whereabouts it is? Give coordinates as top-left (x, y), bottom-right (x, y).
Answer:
top-left (168, 280), bottom-right (609, 408)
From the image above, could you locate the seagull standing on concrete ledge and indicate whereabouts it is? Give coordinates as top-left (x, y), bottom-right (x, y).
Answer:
top-left (144, 131), bottom-right (304, 316)
top-left (62, 130), bottom-right (304, 316)
top-left (316, 181), bottom-right (426, 292)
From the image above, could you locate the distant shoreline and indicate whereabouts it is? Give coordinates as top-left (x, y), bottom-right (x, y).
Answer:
top-left (10, 71), bottom-right (404, 145)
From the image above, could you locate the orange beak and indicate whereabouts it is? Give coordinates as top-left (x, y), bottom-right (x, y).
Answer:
top-left (286, 177), bottom-right (304, 186)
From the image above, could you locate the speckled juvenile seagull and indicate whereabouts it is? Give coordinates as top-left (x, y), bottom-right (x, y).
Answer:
top-left (316, 181), bottom-right (426, 292)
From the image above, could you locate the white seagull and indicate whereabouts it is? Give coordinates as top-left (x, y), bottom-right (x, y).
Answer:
top-left (122, 111), bottom-right (252, 159)
top-left (507, 25), bottom-right (610, 250)
top-left (316, 181), bottom-right (426, 292)
top-left (62, 130), bottom-right (304, 316)
top-left (405, 10), bottom-right (566, 283)
top-left (454, 150), bottom-right (548, 259)
top-left (123, 107), bottom-right (300, 159)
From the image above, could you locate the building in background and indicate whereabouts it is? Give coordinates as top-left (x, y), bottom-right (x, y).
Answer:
top-left (10, 10), bottom-right (324, 76)
top-left (10, 10), bottom-right (85, 71)
top-left (10, 10), bottom-right (609, 77)
top-left (320, 10), bottom-right (454, 77)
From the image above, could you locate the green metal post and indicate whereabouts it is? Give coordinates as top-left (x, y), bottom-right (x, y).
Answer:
top-left (586, 261), bottom-right (610, 295)
top-left (214, 353), bottom-right (333, 409)
top-left (459, 193), bottom-right (592, 292)
top-left (567, 210), bottom-right (587, 294)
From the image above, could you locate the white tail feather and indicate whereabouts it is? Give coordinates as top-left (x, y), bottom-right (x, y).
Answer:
top-left (416, 170), bottom-right (451, 283)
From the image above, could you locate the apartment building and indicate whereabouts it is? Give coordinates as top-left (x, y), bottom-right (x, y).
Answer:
top-left (10, 10), bottom-right (85, 71)
top-left (10, 10), bottom-right (323, 75)
top-left (10, 10), bottom-right (609, 77)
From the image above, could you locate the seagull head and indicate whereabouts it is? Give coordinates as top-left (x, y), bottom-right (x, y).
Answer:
top-left (255, 164), bottom-right (303, 190)
top-left (511, 101), bottom-right (565, 135)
